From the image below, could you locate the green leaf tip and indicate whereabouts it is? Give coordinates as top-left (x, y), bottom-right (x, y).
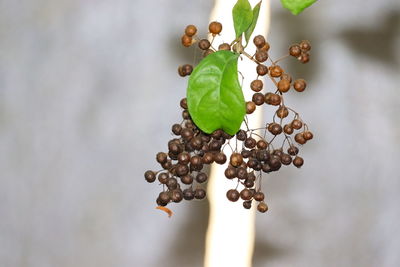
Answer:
top-left (186, 51), bottom-right (245, 136)
top-left (245, 1), bottom-right (262, 44)
top-left (280, 0), bottom-right (316, 15)
top-left (232, 0), bottom-right (253, 38)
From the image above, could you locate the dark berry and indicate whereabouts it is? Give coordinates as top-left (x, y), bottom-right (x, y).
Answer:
top-left (198, 39), bottom-right (211, 50)
top-left (214, 152), bottom-right (227, 164)
top-left (289, 44), bottom-right (301, 57)
top-left (253, 191), bottom-right (264, 201)
top-left (236, 130), bottom-right (247, 141)
top-left (167, 177), bottom-right (178, 190)
top-left (226, 189), bottom-right (240, 202)
top-left (243, 200), bottom-right (252, 209)
top-left (244, 137), bottom-right (257, 148)
top-left (194, 188), bottom-right (206, 199)
top-left (158, 172), bottom-right (169, 184)
top-left (181, 174), bottom-right (193, 185)
top-left (171, 189), bottom-right (183, 203)
top-left (252, 93), bottom-right (265, 106)
top-left (156, 152), bottom-right (168, 164)
top-left (293, 156), bottom-right (304, 168)
top-left (240, 189), bottom-right (253, 200)
top-left (144, 170), bottom-right (156, 183)
top-left (224, 167), bottom-right (236, 179)
top-left (250, 79), bottom-right (263, 92)
top-left (253, 35), bottom-right (266, 48)
top-left (255, 50), bottom-right (268, 62)
top-left (196, 172), bottom-right (208, 183)
top-left (183, 188), bottom-right (195, 200)
top-left (256, 64), bottom-right (268, 76)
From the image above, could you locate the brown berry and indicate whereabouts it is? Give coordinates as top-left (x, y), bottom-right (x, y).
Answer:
top-left (257, 139), bottom-right (268, 149)
top-left (252, 93), bottom-right (265, 106)
top-left (224, 167), bottom-right (237, 179)
top-left (281, 153), bottom-right (292, 165)
top-left (253, 191), bottom-right (264, 201)
top-left (218, 43), bottom-right (231, 51)
top-left (281, 73), bottom-right (292, 82)
top-left (156, 152), bottom-right (168, 164)
top-left (240, 189), bottom-right (253, 201)
top-left (293, 156), bottom-right (304, 168)
top-left (284, 124), bottom-right (294, 135)
top-left (144, 170), bottom-right (156, 183)
top-left (264, 93), bottom-right (281, 106)
top-left (295, 133), bottom-right (306, 145)
top-left (194, 188), bottom-right (207, 199)
top-left (257, 202), bottom-right (268, 213)
top-left (303, 131), bottom-right (313, 140)
top-left (244, 137), bottom-right (257, 148)
top-left (243, 200), bottom-right (252, 209)
top-left (256, 64), bottom-right (268, 76)
top-left (276, 106), bottom-right (289, 119)
top-left (203, 49), bottom-right (214, 57)
top-left (300, 40), bottom-right (311, 51)
top-left (196, 172), bottom-right (208, 183)
top-left (180, 98), bottom-right (188, 109)
top-left (253, 35), bottom-right (266, 48)
top-left (269, 65), bottom-right (283, 77)
top-left (226, 189), bottom-right (240, 202)
top-left (287, 145), bottom-right (299, 156)
top-left (291, 119), bottom-right (303, 130)
top-left (250, 80), bottom-right (263, 92)
top-left (181, 34), bottom-right (192, 47)
top-left (182, 64), bottom-right (193, 76)
top-left (214, 152), bottom-right (227, 164)
top-left (158, 172), bottom-right (169, 184)
top-left (278, 79), bottom-right (291, 93)
top-left (255, 50), bottom-right (268, 62)
top-left (259, 42), bottom-right (270, 52)
top-left (198, 39), bottom-right (211, 50)
top-left (236, 130), bottom-right (247, 141)
top-left (202, 152), bottom-right (214, 164)
top-left (268, 123), bottom-right (282, 135)
top-left (299, 52), bottom-right (310, 64)
top-left (289, 44), bottom-right (301, 57)
top-left (293, 79), bottom-right (306, 92)
top-left (185, 25), bottom-right (197, 37)
top-left (209, 21), bottom-right (222, 35)
top-left (177, 152), bottom-right (191, 165)
top-left (246, 101), bottom-right (256, 114)
top-left (230, 153), bottom-right (243, 167)
top-left (181, 174), bottom-right (193, 185)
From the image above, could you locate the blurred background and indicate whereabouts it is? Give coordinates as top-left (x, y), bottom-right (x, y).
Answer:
top-left (1, 0), bottom-right (399, 266)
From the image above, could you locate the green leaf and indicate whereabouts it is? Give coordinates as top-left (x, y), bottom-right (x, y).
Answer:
top-left (187, 51), bottom-right (245, 135)
top-left (232, 0), bottom-right (253, 38)
top-left (245, 1), bottom-right (262, 44)
top-left (280, 0), bottom-right (316, 15)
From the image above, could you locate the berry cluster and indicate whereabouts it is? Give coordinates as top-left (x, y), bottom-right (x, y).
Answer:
top-left (145, 21), bottom-right (314, 214)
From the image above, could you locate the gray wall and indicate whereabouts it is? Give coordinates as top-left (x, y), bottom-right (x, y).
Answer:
top-left (0, 0), bottom-right (399, 266)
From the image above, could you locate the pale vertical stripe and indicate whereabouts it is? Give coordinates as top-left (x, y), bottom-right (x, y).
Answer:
top-left (204, 1), bottom-right (271, 267)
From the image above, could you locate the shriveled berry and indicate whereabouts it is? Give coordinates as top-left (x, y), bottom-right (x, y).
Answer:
top-left (198, 39), bottom-right (211, 50)
top-left (252, 93), bottom-right (265, 106)
top-left (256, 64), bottom-right (268, 76)
top-left (246, 101), bottom-right (256, 114)
top-left (293, 156), bottom-right (304, 168)
top-left (253, 35), bottom-right (266, 48)
top-left (278, 79), bottom-right (291, 93)
top-left (269, 65), bottom-right (283, 77)
top-left (255, 50), bottom-right (268, 62)
top-left (144, 170), bottom-right (156, 183)
top-left (185, 25), bottom-right (197, 37)
top-left (226, 189), bottom-right (240, 202)
top-left (209, 21), bottom-right (222, 35)
top-left (264, 93), bottom-right (281, 106)
top-left (289, 44), bottom-right (301, 57)
top-left (250, 80), bottom-right (263, 92)
top-left (293, 79), bottom-right (306, 92)
top-left (257, 202), bottom-right (268, 213)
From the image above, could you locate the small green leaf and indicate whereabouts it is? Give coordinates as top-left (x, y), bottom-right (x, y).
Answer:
top-left (281, 0), bottom-right (316, 15)
top-left (232, 0), bottom-right (253, 38)
top-left (187, 51), bottom-right (245, 135)
top-left (245, 1), bottom-right (262, 44)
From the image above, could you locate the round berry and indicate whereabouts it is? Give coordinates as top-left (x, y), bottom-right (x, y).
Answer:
top-left (214, 152), bottom-right (227, 164)
top-left (295, 133), bottom-right (306, 145)
top-left (198, 39), bottom-right (211, 50)
top-left (144, 170), bottom-right (156, 183)
top-left (183, 188), bottom-right (195, 200)
top-left (253, 35), bottom-right (266, 48)
top-left (226, 189), bottom-right (240, 202)
top-left (230, 153), bottom-right (243, 167)
top-left (256, 64), bottom-right (268, 76)
top-left (269, 65), bottom-right (283, 77)
top-left (276, 106), bottom-right (289, 119)
top-left (185, 25), bottom-right (197, 37)
top-left (181, 174), bottom-right (193, 185)
top-left (171, 189), bottom-right (183, 203)
top-left (293, 79), bottom-right (306, 92)
top-left (268, 123), bottom-right (283, 135)
top-left (264, 93), bottom-right (281, 106)
top-left (240, 189), bottom-right (253, 200)
top-left (243, 200), bottom-right (252, 209)
top-left (253, 191), bottom-right (264, 201)
top-left (196, 172), bottom-right (208, 183)
top-left (246, 101), bottom-right (256, 114)
top-left (257, 202), bottom-right (268, 213)
top-left (255, 50), bottom-right (268, 62)
top-left (224, 167), bottom-right (237, 179)
top-left (209, 21), bottom-right (222, 35)
top-left (218, 43), bottom-right (231, 51)
top-left (291, 119), bottom-right (303, 130)
top-left (252, 93), bottom-right (265, 106)
top-left (293, 156), bottom-right (304, 168)
top-left (278, 79), bottom-right (291, 93)
top-left (284, 124), bottom-right (294, 135)
top-left (287, 145), bottom-right (299, 156)
top-left (180, 98), bottom-right (188, 109)
top-left (289, 44), bottom-right (301, 57)
top-left (195, 188), bottom-right (207, 199)
top-left (250, 79), bottom-right (263, 92)
top-left (303, 131), bottom-right (313, 140)
top-left (181, 34), bottom-right (192, 47)
top-left (156, 152), bottom-right (168, 164)
top-left (300, 40), bottom-right (311, 51)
